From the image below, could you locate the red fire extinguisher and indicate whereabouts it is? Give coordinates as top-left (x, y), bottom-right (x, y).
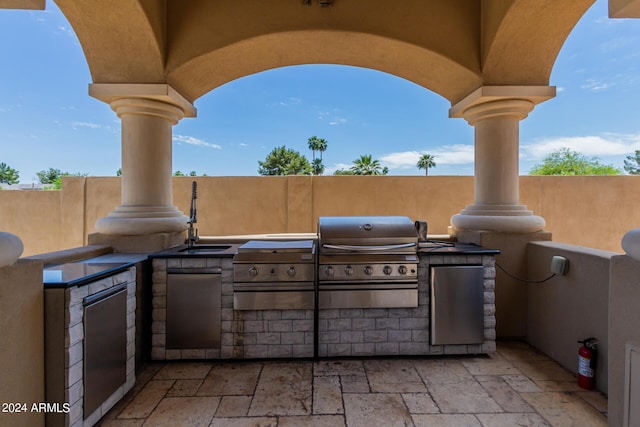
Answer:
top-left (577, 338), bottom-right (598, 390)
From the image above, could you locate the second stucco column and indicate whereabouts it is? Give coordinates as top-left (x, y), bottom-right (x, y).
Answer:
top-left (450, 86), bottom-right (555, 233)
top-left (89, 84), bottom-right (196, 236)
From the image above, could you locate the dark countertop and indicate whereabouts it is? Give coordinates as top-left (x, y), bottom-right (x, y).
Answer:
top-left (150, 243), bottom-right (241, 258)
top-left (418, 241), bottom-right (500, 255)
top-left (43, 262), bottom-right (134, 288)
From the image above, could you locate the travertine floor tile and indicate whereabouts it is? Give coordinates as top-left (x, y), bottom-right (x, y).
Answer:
top-left (501, 374), bottom-right (543, 393)
top-left (575, 390), bottom-right (608, 413)
top-left (511, 360), bottom-right (575, 382)
top-left (142, 396), bottom-right (219, 426)
top-left (533, 380), bottom-right (583, 392)
top-left (429, 380), bottom-right (503, 414)
top-left (215, 395), bottom-right (252, 417)
top-left (118, 380), bottom-right (174, 419)
top-left (497, 341), bottom-right (550, 362)
top-left (476, 376), bottom-right (534, 413)
top-left (343, 393), bottom-right (413, 427)
top-left (279, 415), bottom-right (346, 427)
top-left (462, 357), bottom-right (521, 376)
top-left (402, 392), bottom-right (440, 414)
top-left (314, 375), bottom-right (344, 414)
top-left (341, 375), bottom-right (370, 393)
top-left (476, 412), bottom-right (551, 426)
top-left (153, 362), bottom-right (212, 380)
top-left (197, 363), bottom-right (262, 396)
top-left (166, 379), bottom-right (202, 397)
top-left (365, 359), bottom-right (427, 393)
top-left (315, 359), bottom-right (365, 376)
top-left (209, 417), bottom-right (277, 427)
top-left (413, 360), bottom-right (474, 385)
top-left (249, 362), bottom-right (312, 416)
top-left (412, 414), bottom-right (481, 426)
top-left (96, 419), bottom-right (145, 427)
top-left (522, 392), bottom-right (608, 427)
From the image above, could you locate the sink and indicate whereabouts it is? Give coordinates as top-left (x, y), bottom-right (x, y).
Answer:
top-left (178, 245), bottom-right (232, 255)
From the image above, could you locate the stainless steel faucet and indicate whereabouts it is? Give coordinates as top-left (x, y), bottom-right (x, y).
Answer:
top-left (187, 181), bottom-right (199, 247)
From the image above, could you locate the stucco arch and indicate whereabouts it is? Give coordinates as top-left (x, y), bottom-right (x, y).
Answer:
top-left (166, 30), bottom-right (482, 105)
top-left (54, 0), bottom-right (166, 83)
top-left (482, 0), bottom-right (595, 85)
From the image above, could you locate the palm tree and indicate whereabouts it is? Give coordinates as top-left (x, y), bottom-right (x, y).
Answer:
top-left (349, 154), bottom-right (387, 175)
top-left (307, 136), bottom-right (328, 175)
top-left (417, 153), bottom-right (436, 176)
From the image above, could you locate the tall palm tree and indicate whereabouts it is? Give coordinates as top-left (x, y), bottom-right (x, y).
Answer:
top-left (417, 154), bottom-right (436, 176)
top-left (307, 136), bottom-right (329, 175)
top-left (350, 154), bottom-right (387, 175)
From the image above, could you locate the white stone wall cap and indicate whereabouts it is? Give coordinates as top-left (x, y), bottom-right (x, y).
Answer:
top-left (0, 232), bottom-right (24, 267)
top-left (622, 228), bottom-right (640, 261)
top-left (451, 213), bottom-right (545, 233)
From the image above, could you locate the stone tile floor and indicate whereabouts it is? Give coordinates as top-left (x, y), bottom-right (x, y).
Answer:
top-left (97, 341), bottom-right (607, 427)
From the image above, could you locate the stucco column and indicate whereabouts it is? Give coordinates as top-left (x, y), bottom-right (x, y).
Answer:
top-left (89, 84), bottom-right (196, 236)
top-left (449, 86), bottom-right (555, 233)
top-left (0, 232), bottom-right (23, 267)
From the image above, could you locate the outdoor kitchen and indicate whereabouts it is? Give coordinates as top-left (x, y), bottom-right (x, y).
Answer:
top-left (149, 215), bottom-right (498, 362)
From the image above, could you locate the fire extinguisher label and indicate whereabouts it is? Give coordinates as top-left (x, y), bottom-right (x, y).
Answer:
top-left (578, 355), bottom-right (593, 377)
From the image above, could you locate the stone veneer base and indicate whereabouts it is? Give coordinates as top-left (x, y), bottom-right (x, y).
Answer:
top-left (47, 267), bottom-right (136, 427)
top-left (151, 253), bottom-right (496, 360)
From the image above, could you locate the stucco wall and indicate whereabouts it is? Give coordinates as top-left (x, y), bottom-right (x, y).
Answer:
top-left (608, 254), bottom-right (640, 427)
top-left (527, 241), bottom-right (615, 394)
top-left (0, 259), bottom-right (45, 427)
top-left (1, 175), bottom-right (639, 256)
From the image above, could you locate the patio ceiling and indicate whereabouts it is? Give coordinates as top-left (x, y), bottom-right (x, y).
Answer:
top-left (54, 0), bottom-right (594, 105)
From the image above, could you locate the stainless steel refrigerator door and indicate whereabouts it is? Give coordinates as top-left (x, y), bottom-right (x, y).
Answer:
top-left (430, 265), bottom-right (484, 345)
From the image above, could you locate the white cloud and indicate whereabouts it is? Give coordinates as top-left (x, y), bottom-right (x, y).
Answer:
top-left (380, 144), bottom-right (475, 170)
top-left (521, 133), bottom-right (640, 160)
top-left (324, 162), bottom-right (352, 175)
top-left (582, 78), bottom-right (613, 91)
top-left (71, 121), bottom-right (101, 129)
top-left (173, 134), bottom-right (221, 149)
top-left (329, 117), bottom-right (347, 126)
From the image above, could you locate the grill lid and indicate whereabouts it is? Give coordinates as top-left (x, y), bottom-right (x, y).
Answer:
top-left (318, 216), bottom-right (418, 249)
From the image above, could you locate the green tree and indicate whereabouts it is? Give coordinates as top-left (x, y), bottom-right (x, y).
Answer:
top-left (116, 168), bottom-right (122, 176)
top-left (36, 168), bottom-right (88, 190)
top-left (333, 168), bottom-right (355, 175)
top-left (36, 168), bottom-right (64, 184)
top-left (349, 154), bottom-right (388, 175)
top-left (416, 154), bottom-right (436, 176)
top-left (529, 148), bottom-right (621, 176)
top-left (0, 162), bottom-right (20, 184)
top-left (307, 136), bottom-right (328, 175)
top-left (258, 146), bottom-right (313, 175)
top-left (623, 150), bottom-right (640, 175)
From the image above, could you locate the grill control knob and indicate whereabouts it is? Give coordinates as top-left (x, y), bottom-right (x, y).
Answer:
top-left (344, 266), bottom-right (354, 276)
top-left (324, 266), bottom-right (335, 277)
top-left (383, 265), bottom-right (393, 275)
top-left (249, 267), bottom-right (259, 276)
top-left (398, 265), bottom-right (408, 275)
top-left (364, 266), bottom-right (374, 276)
top-left (287, 267), bottom-right (296, 277)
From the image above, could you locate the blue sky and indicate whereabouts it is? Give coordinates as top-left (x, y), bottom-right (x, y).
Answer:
top-left (2, 0), bottom-right (640, 182)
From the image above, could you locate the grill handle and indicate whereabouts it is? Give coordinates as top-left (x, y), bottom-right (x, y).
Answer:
top-left (321, 243), bottom-right (416, 252)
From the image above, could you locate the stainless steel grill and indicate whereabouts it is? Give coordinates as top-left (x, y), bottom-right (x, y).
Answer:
top-left (318, 216), bottom-right (419, 309)
top-left (233, 240), bottom-right (315, 310)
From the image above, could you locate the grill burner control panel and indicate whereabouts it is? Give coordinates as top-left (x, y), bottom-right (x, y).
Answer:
top-left (319, 264), bottom-right (417, 281)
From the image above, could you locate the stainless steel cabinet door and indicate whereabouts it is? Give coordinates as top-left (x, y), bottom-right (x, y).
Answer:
top-left (430, 266), bottom-right (484, 345)
top-left (166, 272), bottom-right (221, 349)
